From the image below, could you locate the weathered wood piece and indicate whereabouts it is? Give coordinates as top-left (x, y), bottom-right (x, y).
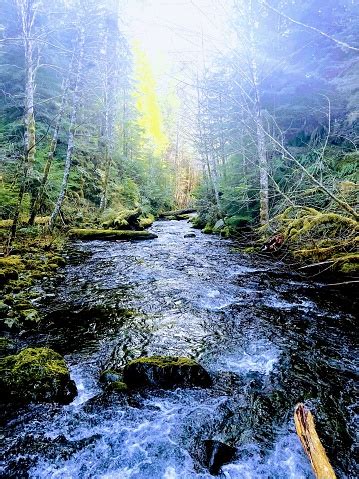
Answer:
top-left (294, 403), bottom-right (336, 479)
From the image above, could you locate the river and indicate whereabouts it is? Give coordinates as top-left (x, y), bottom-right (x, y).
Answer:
top-left (1, 219), bottom-right (357, 478)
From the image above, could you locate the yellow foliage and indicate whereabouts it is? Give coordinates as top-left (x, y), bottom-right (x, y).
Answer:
top-left (133, 44), bottom-right (168, 156)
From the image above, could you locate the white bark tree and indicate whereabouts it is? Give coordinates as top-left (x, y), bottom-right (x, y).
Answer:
top-left (49, 25), bottom-right (85, 229)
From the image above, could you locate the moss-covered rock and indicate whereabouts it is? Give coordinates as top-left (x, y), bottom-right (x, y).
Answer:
top-left (0, 256), bottom-right (24, 285)
top-left (102, 208), bottom-right (142, 230)
top-left (18, 308), bottom-right (41, 324)
top-left (123, 356), bottom-right (211, 389)
top-left (0, 336), bottom-right (15, 357)
top-left (139, 213), bottom-right (155, 229)
top-left (99, 369), bottom-right (122, 385)
top-left (190, 215), bottom-right (206, 229)
top-left (0, 347), bottom-right (77, 404)
top-left (106, 381), bottom-right (128, 393)
top-left (69, 228), bottom-right (158, 241)
top-left (202, 224), bottom-right (213, 234)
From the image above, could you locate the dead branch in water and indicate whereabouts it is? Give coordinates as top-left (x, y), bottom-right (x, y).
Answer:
top-left (294, 403), bottom-right (336, 479)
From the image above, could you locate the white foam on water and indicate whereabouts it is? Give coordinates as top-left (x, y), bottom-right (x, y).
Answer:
top-left (222, 433), bottom-right (314, 479)
top-left (68, 363), bottom-right (101, 407)
top-left (210, 340), bottom-right (279, 376)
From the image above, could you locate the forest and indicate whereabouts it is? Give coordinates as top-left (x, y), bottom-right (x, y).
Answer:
top-left (0, 0), bottom-right (358, 478)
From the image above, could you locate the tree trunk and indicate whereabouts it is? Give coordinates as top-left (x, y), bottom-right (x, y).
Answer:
top-left (49, 27), bottom-right (85, 230)
top-left (7, 0), bottom-right (37, 250)
top-left (28, 52), bottom-right (74, 225)
top-left (256, 111), bottom-right (269, 225)
top-left (249, 0), bottom-right (269, 226)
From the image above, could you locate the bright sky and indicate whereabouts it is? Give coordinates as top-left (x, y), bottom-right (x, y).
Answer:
top-left (122, 0), bottom-right (233, 81)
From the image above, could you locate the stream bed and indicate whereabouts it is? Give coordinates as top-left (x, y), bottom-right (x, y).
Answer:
top-left (1, 219), bottom-right (358, 478)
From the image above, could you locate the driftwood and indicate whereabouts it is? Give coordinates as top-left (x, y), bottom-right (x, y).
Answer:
top-left (160, 208), bottom-right (196, 217)
top-left (294, 403), bottom-right (336, 479)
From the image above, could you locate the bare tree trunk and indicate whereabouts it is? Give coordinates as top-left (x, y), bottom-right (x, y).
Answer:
top-left (7, 0), bottom-right (37, 250)
top-left (99, 27), bottom-right (111, 212)
top-left (196, 73), bottom-right (222, 217)
top-left (49, 26), bottom-right (85, 230)
top-left (256, 111), bottom-right (269, 224)
top-left (29, 52), bottom-right (75, 225)
top-left (249, 0), bottom-right (269, 225)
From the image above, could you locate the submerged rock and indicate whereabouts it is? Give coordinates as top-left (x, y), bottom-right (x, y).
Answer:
top-left (195, 440), bottom-right (237, 475)
top-left (106, 381), bottom-right (128, 393)
top-left (0, 347), bottom-right (77, 404)
top-left (184, 233), bottom-right (196, 238)
top-left (99, 369), bottom-right (123, 386)
top-left (99, 369), bottom-right (128, 393)
top-left (123, 356), bottom-right (211, 389)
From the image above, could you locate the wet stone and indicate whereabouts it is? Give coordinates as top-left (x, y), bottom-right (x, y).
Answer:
top-left (195, 439), bottom-right (237, 475)
top-left (123, 356), bottom-right (212, 389)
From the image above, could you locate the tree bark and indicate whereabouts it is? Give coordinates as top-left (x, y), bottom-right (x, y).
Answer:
top-left (28, 52), bottom-right (75, 225)
top-left (49, 26), bottom-right (85, 230)
top-left (7, 0), bottom-right (37, 250)
top-left (249, 0), bottom-right (269, 225)
top-left (294, 403), bottom-right (337, 479)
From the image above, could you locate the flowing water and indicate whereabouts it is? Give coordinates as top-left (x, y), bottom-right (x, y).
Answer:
top-left (1, 219), bottom-right (358, 478)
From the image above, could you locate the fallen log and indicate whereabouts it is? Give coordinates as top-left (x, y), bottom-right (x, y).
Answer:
top-left (294, 403), bottom-right (336, 479)
top-left (160, 208), bottom-right (196, 217)
top-left (68, 229), bottom-right (157, 241)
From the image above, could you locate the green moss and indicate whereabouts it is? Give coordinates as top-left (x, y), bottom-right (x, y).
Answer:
top-left (18, 309), bottom-right (41, 323)
top-left (0, 256), bottom-right (24, 270)
top-left (202, 224), bottom-right (213, 234)
top-left (220, 226), bottom-right (231, 237)
top-left (107, 381), bottom-right (128, 393)
top-left (0, 219), bottom-right (12, 228)
top-left (69, 228), bottom-right (158, 241)
top-left (126, 356), bottom-right (198, 368)
top-left (14, 301), bottom-right (32, 310)
top-left (339, 262), bottom-right (359, 273)
top-left (0, 337), bottom-right (13, 357)
top-left (139, 213), bottom-right (155, 228)
top-left (225, 215), bottom-right (252, 229)
top-left (0, 347), bottom-right (77, 404)
top-left (243, 246), bottom-right (257, 254)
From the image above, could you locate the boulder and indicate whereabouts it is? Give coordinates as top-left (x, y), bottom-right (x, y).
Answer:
top-left (102, 208), bottom-right (142, 230)
top-left (0, 347), bottom-right (77, 404)
top-left (195, 440), bottom-right (237, 475)
top-left (99, 369), bottom-right (128, 393)
top-left (184, 233), bottom-right (196, 238)
top-left (99, 369), bottom-right (122, 386)
top-left (213, 219), bottom-right (225, 231)
top-left (123, 356), bottom-right (211, 389)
